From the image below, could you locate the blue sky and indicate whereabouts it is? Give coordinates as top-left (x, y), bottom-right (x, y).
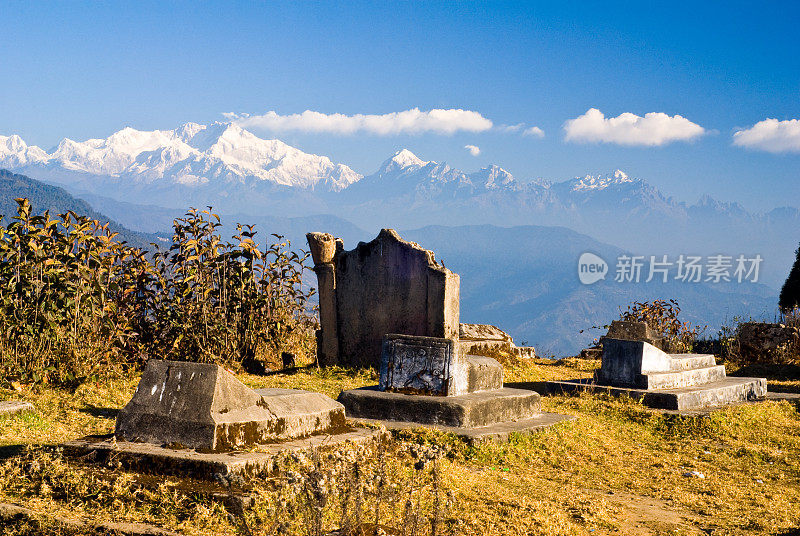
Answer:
top-left (1, 1), bottom-right (798, 210)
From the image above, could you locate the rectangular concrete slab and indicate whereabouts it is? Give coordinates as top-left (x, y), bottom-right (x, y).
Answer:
top-left (63, 428), bottom-right (379, 479)
top-left (597, 338), bottom-right (672, 387)
top-left (541, 377), bottom-right (767, 411)
top-left (462, 355), bottom-right (504, 393)
top-left (338, 387), bottom-right (542, 428)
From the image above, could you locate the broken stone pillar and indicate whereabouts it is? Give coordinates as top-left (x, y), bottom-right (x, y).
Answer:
top-left (306, 232), bottom-right (342, 366)
top-left (307, 229), bottom-right (460, 368)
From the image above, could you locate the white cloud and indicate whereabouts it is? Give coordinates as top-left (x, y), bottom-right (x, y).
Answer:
top-left (497, 123), bottom-right (524, 133)
top-left (563, 108), bottom-right (705, 146)
top-left (523, 126), bottom-right (545, 138)
top-left (464, 144), bottom-right (481, 156)
top-left (230, 108), bottom-right (493, 136)
top-left (733, 118), bottom-right (800, 153)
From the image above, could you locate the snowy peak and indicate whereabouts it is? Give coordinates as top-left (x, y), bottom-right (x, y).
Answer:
top-left (380, 149), bottom-right (428, 173)
top-left (469, 165), bottom-right (517, 190)
top-left (0, 135), bottom-right (48, 167)
top-left (568, 169), bottom-right (637, 192)
top-left (0, 123), bottom-right (362, 192)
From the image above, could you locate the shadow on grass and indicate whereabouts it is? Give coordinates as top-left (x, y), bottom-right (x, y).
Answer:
top-left (79, 405), bottom-right (119, 419)
top-left (729, 363), bottom-right (800, 391)
top-left (0, 444), bottom-right (25, 461)
top-left (776, 529), bottom-right (800, 536)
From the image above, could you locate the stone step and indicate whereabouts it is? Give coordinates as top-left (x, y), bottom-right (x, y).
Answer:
top-left (643, 365), bottom-right (726, 390)
top-left (645, 377), bottom-right (767, 411)
top-left (543, 376), bottom-right (767, 411)
top-left (668, 354), bottom-right (717, 371)
top-left (338, 387), bottom-right (542, 428)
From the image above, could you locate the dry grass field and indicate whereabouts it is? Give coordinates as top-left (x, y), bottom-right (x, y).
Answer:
top-left (1, 357), bottom-right (799, 536)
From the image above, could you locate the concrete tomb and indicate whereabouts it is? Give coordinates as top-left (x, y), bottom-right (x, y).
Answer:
top-left (459, 323), bottom-right (536, 358)
top-left (315, 229), bottom-right (571, 440)
top-left (547, 338), bottom-right (767, 411)
top-left (340, 333), bottom-right (546, 431)
top-left (115, 359), bottom-right (346, 451)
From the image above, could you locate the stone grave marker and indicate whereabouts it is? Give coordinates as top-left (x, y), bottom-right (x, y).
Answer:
top-left (115, 359), bottom-right (347, 451)
top-left (307, 229), bottom-right (459, 368)
top-left (546, 338), bottom-right (767, 411)
top-left (379, 334), bottom-right (458, 395)
top-left (320, 229), bottom-right (573, 440)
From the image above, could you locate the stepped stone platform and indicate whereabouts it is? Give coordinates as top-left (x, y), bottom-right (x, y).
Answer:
top-left (545, 338), bottom-right (767, 411)
top-left (339, 386), bottom-right (543, 428)
top-left (66, 359), bottom-right (378, 478)
top-left (340, 334), bottom-right (571, 439)
top-left (63, 428), bottom-right (379, 479)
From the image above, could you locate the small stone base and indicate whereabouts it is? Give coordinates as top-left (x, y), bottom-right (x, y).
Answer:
top-left (352, 413), bottom-right (575, 445)
top-left (542, 377), bottom-right (767, 411)
top-left (63, 428), bottom-right (379, 479)
top-left (0, 400), bottom-right (33, 418)
top-left (338, 387), bottom-right (543, 427)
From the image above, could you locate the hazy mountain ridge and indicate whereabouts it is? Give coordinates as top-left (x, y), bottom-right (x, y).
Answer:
top-left (402, 225), bottom-right (777, 355)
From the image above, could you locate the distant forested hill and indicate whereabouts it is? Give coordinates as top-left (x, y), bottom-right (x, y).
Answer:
top-left (0, 169), bottom-right (164, 251)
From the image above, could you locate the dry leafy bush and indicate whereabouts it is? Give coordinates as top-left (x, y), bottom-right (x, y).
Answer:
top-left (0, 199), bottom-right (147, 386)
top-left (129, 208), bottom-right (316, 372)
top-left (0, 436), bottom-right (458, 536)
top-left (617, 299), bottom-right (700, 352)
top-left (0, 200), bottom-right (316, 387)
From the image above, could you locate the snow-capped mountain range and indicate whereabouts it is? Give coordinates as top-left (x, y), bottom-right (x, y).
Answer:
top-left (0, 122), bottom-right (705, 206)
top-left (0, 122), bottom-right (361, 194)
top-left (2, 122), bottom-right (799, 288)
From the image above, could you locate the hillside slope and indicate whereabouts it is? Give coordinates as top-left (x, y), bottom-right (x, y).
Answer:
top-left (402, 225), bottom-right (777, 355)
top-left (0, 169), bottom-right (163, 251)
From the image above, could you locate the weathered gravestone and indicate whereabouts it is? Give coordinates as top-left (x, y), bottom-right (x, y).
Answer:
top-left (307, 229), bottom-right (460, 368)
top-left (316, 229), bottom-right (572, 438)
top-left (578, 320), bottom-right (664, 359)
top-left (379, 334), bottom-right (460, 395)
top-left (340, 332), bottom-right (565, 433)
top-left (115, 359), bottom-right (346, 451)
top-left (604, 320), bottom-right (664, 349)
top-left (547, 338), bottom-right (767, 411)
